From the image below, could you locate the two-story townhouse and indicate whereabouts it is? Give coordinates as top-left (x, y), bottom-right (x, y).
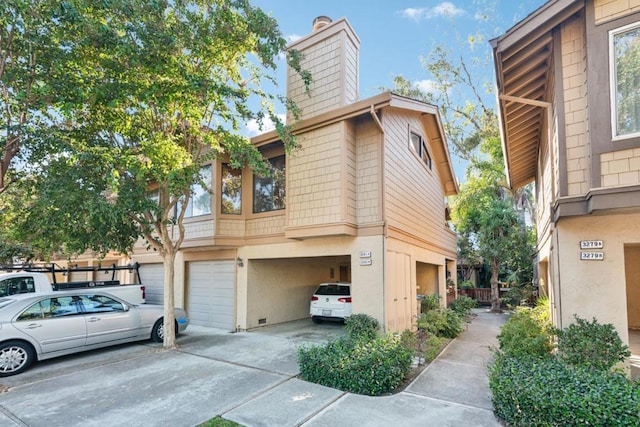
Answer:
top-left (491, 0), bottom-right (640, 355)
top-left (124, 16), bottom-right (459, 333)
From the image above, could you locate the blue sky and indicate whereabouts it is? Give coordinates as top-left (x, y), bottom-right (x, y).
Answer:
top-left (246, 0), bottom-right (547, 177)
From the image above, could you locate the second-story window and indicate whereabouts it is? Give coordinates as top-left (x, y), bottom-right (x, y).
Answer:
top-left (182, 165), bottom-right (212, 218)
top-left (610, 21), bottom-right (640, 139)
top-left (253, 155), bottom-right (285, 213)
top-left (221, 164), bottom-right (242, 215)
top-left (410, 131), bottom-right (432, 169)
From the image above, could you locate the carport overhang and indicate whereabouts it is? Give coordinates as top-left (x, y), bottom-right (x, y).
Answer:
top-left (490, 0), bottom-right (584, 190)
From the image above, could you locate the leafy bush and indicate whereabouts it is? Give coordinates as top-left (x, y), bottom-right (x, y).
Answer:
top-left (417, 308), bottom-right (463, 339)
top-left (557, 315), bottom-right (630, 372)
top-left (500, 283), bottom-right (536, 308)
top-left (345, 313), bottom-right (379, 342)
top-left (420, 293), bottom-right (441, 312)
top-left (298, 334), bottom-right (412, 396)
top-left (489, 354), bottom-right (640, 426)
top-left (497, 306), bottom-right (554, 357)
top-left (458, 280), bottom-right (475, 289)
top-left (448, 295), bottom-right (477, 317)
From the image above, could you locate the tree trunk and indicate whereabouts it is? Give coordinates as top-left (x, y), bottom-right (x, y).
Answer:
top-left (162, 249), bottom-right (177, 349)
top-left (490, 258), bottom-right (502, 313)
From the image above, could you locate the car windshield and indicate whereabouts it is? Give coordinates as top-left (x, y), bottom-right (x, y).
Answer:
top-left (315, 284), bottom-right (350, 296)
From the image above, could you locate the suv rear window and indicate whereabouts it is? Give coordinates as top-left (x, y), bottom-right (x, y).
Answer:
top-left (315, 284), bottom-right (350, 296)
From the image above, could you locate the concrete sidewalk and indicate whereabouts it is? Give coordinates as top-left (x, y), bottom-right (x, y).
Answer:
top-left (225, 309), bottom-right (508, 427)
top-left (0, 310), bottom-right (507, 427)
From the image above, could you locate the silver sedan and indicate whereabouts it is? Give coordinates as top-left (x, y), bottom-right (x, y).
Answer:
top-left (0, 291), bottom-right (189, 376)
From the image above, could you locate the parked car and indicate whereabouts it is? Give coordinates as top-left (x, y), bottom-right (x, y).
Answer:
top-left (0, 290), bottom-right (189, 377)
top-left (309, 282), bottom-right (352, 323)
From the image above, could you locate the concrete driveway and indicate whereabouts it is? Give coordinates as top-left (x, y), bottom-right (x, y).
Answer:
top-left (0, 312), bottom-right (504, 427)
top-left (0, 319), bottom-right (346, 427)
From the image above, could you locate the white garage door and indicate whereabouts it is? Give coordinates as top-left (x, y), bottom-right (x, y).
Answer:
top-left (138, 263), bottom-right (164, 305)
top-left (187, 260), bottom-right (235, 330)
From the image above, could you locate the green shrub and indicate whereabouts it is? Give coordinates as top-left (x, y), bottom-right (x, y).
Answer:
top-left (557, 315), bottom-right (631, 372)
top-left (297, 334), bottom-right (412, 396)
top-left (420, 293), bottom-right (441, 312)
top-left (458, 280), bottom-right (475, 289)
top-left (448, 295), bottom-right (477, 317)
top-left (489, 354), bottom-right (640, 426)
top-left (497, 307), bottom-right (554, 357)
top-left (500, 284), bottom-right (536, 308)
top-left (417, 308), bottom-right (463, 339)
top-left (344, 313), bottom-right (379, 342)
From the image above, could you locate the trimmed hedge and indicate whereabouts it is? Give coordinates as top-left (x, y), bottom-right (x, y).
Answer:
top-left (489, 354), bottom-right (640, 426)
top-left (417, 308), bottom-right (463, 339)
top-left (298, 334), bottom-right (412, 396)
top-left (497, 306), bottom-right (554, 358)
top-left (448, 295), bottom-right (477, 317)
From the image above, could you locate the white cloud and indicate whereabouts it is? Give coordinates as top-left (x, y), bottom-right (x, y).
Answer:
top-left (245, 113), bottom-right (286, 136)
top-left (286, 34), bottom-right (302, 44)
top-left (400, 2), bottom-right (466, 21)
top-left (415, 79), bottom-right (439, 95)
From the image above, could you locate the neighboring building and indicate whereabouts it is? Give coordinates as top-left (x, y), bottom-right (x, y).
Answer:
top-left (491, 0), bottom-right (640, 349)
top-left (118, 16), bottom-right (459, 333)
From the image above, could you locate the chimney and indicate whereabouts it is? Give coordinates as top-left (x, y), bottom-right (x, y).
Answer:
top-left (312, 16), bottom-right (332, 32)
top-left (286, 17), bottom-right (360, 121)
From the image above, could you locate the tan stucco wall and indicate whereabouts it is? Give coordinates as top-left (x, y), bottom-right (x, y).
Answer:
top-left (554, 213), bottom-right (640, 343)
top-left (562, 15), bottom-right (590, 196)
top-left (416, 262), bottom-right (438, 296)
top-left (595, 0), bottom-right (640, 24)
top-left (386, 237), bottom-right (453, 332)
top-left (601, 148), bottom-right (640, 187)
top-left (625, 245), bottom-right (640, 328)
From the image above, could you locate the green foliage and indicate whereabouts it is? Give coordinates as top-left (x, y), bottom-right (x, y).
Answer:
top-left (448, 295), bottom-right (477, 317)
top-left (497, 306), bottom-right (554, 358)
top-left (298, 334), bottom-right (413, 396)
top-left (420, 293), bottom-right (441, 312)
top-left (345, 314), bottom-right (380, 342)
top-left (199, 417), bottom-right (242, 427)
top-left (500, 283), bottom-right (536, 308)
top-left (417, 308), bottom-right (464, 339)
top-left (557, 315), bottom-right (631, 372)
top-left (489, 354), bottom-right (640, 426)
top-left (458, 280), bottom-right (475, 289)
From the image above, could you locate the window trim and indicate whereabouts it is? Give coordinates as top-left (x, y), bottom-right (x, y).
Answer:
top-left (221, 163), bottom-right (242, 216)
top-left (609, 21), bottom-right (640, 141)
top-left (180, 164), bottom-right (213, 219)
top-left (252, 155), bottom-right (286, 214)
top-left (409, 130), bottom-right (432, 170)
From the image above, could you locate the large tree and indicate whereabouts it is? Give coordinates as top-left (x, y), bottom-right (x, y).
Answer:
top-left (10, 0), bottom-right (309, 348)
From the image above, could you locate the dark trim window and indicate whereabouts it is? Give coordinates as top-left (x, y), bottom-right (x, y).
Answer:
top-left (253, 155), bottom-right (285, 213)
top-left (610, 21), bottom-right (640, 139)
top-left (182, 165), bottom-right (212, 218)
top-left (410, 131), bottom-right (432, 169)
top-left (221, 164), bottom-right (242, 215)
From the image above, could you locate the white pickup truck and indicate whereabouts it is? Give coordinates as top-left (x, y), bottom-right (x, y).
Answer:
top-left (0, 264), bottom-right (146, 304)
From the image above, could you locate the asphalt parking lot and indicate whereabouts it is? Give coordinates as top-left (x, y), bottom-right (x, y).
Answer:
top-left (0, 319), bottom-right (346, 427)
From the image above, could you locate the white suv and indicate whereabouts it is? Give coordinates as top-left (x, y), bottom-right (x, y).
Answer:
top-left (309, 282), bottom-right (352, 323)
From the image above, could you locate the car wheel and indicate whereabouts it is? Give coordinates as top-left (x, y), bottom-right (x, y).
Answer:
top-left (311, 316), bottom-right (323, 324)
top-left (151, 319), bottom-right (164, 343)
top-left (0, 341), bottom-right (35, 377)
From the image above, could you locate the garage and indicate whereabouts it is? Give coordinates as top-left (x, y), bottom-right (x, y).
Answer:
top-left (246, 256), bottom-right (351, 329)
top-left (187, 260), bottom-right (235, 330)
top-left (138, 263), bottom-right (164, 305)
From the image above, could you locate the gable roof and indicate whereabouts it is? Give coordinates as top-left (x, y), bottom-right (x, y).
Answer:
top-left (490, 0), bottom-right (583, 189)
top-left (253, 91), bottom-right (459, 196)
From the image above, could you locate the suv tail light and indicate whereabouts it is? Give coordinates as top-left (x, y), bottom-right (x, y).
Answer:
top-left (141, 286), bottom-right (146, 301)
top-left (311, 296), bottom-right (319, 301)
top-left (338, 297), bottom-right (352, 303)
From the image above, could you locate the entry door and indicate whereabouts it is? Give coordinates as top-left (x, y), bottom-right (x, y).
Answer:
top-left (187, 260), bottom-right (235, 330)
